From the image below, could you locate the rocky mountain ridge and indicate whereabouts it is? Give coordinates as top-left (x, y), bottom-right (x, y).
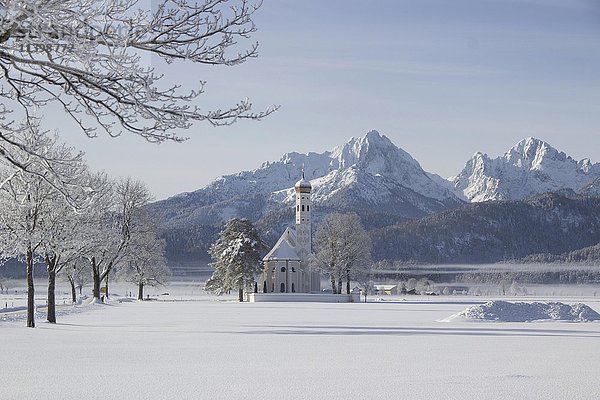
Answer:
top-left (451, 137), bottom-right (600, 202)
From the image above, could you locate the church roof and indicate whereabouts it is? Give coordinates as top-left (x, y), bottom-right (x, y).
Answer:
top-left (263, 227), bottom-right (301, 262)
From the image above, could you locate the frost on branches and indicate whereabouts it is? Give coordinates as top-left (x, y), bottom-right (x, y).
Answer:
top-left (0, 127), bottom-right (93, 327)
top-left (0, 0), bottom-right (276, 145)
top-left (313, 213), bottom-right (372, 295)
top-left (117, 214), bottom-right (170, 301)
top-left (205, 218), bottom-right (266, 301)
top-left (82, 177), bottom-right (154, 301)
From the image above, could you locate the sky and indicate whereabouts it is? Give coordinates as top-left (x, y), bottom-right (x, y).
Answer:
top-left (57, 0), bottom-right (600, 200)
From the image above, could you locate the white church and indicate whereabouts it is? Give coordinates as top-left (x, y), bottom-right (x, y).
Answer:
top-left (258, 171), bottom-right (321, 294)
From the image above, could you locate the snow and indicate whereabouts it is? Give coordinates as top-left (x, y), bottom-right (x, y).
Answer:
top-left (452, 137), bottom-right (600, 202)
top-left (3, 289), bottom-right (600, 399)
top-left (444, 301), bottom-right (600, 322)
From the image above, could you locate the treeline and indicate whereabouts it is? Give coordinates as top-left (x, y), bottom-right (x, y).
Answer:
top-left (522, 242), bottom-right (600, 264)
top-left (457, 270), bottom-right (600, 285)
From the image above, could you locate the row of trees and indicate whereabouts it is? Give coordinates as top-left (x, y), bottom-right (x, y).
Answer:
top-left (205, 213), bottom-right (374, 300)
top-left (0, 128), bottom-right (169, 327)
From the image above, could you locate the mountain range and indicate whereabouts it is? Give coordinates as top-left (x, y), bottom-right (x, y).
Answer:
top-left (450, 137), bottom-right (600, 201)
top-left (151, 131), bottom-right (600, 268)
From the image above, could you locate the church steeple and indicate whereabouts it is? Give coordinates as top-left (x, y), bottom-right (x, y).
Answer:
top-left (294, 167), bottom-right (312, 257)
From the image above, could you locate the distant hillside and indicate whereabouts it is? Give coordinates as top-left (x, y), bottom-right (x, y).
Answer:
top-left (372, 193), bottom-right (600, 264)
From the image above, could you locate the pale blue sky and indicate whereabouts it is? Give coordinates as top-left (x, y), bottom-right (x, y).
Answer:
top-left (59, 0), bottom-right (600, 199)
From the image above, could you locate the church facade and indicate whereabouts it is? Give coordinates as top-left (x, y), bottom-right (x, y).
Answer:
top-left (259, 172), bottom-right (321, 294)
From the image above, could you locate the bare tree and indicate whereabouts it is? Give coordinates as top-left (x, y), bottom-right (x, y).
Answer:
top-left (63, 257), bottom-right (91, 303)
top-left (40, 173), bottom-right (96, 322)
top-left (83, 177), bottom-right (153, 301)
top-left (0, 0), bottom-right (276, 148)
top-left (313, 213), bottom-right (372, 294)
top-left (0, 128), bottom-right (89, 327)
top-left (354, 261), bottom-right (375, 302)
top-left (118, 224), bottom-right (170, 300)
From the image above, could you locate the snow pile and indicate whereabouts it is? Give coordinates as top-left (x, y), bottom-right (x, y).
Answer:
top-left (446, 301), bottom-right (600, 322)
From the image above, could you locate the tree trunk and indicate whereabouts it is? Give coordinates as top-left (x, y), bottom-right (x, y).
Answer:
top-left (47, 266), bottom-right (57, 323)
top-left (105, 275), bottom-right (109, 299)
top-left (45, 254), bottom-right (59, 323)
top-left (68, 276), bottom-right (76, 303)
top-left (138, 282), bottom-right (144, 300)
top-left (238, 287), bottom-right (244, 302)
top-left (346, 275), bottom-right (350, 294)
top-left (92, 257), bottom-right (101, 301)
top-left (337, 279), bottom-right (342, 295)
top-left (330, 274), bottom-right (337, 294)
top-left (26, 245), bottom-right (35, 328)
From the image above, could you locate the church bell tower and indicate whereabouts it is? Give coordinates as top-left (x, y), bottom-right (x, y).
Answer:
top-left (294, 165), bottom-right (312, 258)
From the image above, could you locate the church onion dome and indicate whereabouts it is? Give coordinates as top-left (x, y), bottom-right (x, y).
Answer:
top-left (295, 177), bottom-right (311, 193)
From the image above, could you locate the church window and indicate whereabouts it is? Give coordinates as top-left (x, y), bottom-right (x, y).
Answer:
top-left (280, 283), bottom-right (285, 293)
top-left (307, 205), bottom-right (309, 212)
top-left (281, 267), bottom-right (286, 273)
top-left (291, 267), bottom-right (295, 272)
top-left (302, 218), bottom-right (304, 221)
top-left (297, 205), bottom-right (299, 211)
top-left (302, 205), bottom-right (305, 212)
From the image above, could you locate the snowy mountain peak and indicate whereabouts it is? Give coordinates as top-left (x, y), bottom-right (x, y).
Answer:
top-left (330, 130), bottom-right (399, 169)
top-left (504, 137), bottom-right (567, 170)
top-left (452, 137), bottom-right (600, 202)
top-left (159, 130), bottom-right (462, 227)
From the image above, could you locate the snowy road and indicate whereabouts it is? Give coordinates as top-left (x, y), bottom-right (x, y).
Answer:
top-left (2, 297), bottom-right (600, 399)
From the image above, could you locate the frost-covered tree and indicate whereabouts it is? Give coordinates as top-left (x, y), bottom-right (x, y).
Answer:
top-left (313, 213), bottom-right (372, 294)
top-left (0, 0), bottom-right (276, 150)
top-left (0, 128), bottom-right (89, 327)
top-left (63, 257), bottom-right (91, 303)
top-left (118, 215), bottom-right (170, 300)
top-left (354, 261), bottom-right (374, 302)
top-left (40, 177), bottom-right (97, 322)
top-left (205, 218), bottom-right (265, 301)
top-left (82, 177), bottom-right (152, 301)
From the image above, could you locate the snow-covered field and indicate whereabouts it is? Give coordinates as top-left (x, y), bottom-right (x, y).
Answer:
top-left (2, 287), bottom-right (600, 399)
